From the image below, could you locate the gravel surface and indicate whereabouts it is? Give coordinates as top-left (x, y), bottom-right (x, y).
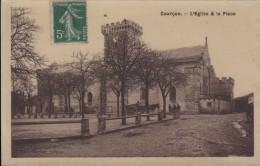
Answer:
top-left (12, 112), bottom-right (253, 157)
top-left (12, 115), bottom-right (162, 139)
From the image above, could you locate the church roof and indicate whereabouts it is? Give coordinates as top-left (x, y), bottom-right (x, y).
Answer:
top-left (160, 45), bottom-right (207, 61)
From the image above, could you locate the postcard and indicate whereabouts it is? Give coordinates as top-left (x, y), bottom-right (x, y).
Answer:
top-left (2, 0), bottom-right (260, 165)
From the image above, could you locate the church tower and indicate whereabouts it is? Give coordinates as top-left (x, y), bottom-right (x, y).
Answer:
top-left (100, 19), bottom-right (143, 113)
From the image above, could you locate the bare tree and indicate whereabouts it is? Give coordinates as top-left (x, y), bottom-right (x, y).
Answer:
top-left (136, 49), bottom-right (159, 113)
top-left (21, 75), bottom-right (37, 118)
top-left (72, 80), bottom-right (82, 114)
top-left (56, 71), bottom-right (77, 116)
top-left (107, 76), bottom-right (121, 117)
top-left (69, 51), bottom-right (98, 118)
top-left (155, 54), bottom-right (186, 118)
top-left (104, 31), bottom-right (146, 125)
top-left (11, 7), bottom-right (45, 87)
top-left (37, 70), bottom-right (58, 118)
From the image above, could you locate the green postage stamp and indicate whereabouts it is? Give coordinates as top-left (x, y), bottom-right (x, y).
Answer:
top-left (52, 1), bottom-right (87, 43)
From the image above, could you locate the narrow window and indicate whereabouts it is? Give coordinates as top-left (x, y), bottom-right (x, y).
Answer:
top-left (88, 92), bottom-right (93, 103)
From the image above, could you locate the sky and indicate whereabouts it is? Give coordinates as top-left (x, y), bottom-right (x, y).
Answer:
top-left (10, 0), bottom-right (260, 97)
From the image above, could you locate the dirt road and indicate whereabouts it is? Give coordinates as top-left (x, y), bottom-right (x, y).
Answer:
top-left (12, 112), bottom-right (253, 157)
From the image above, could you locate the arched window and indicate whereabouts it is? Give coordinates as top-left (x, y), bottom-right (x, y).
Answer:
top-left (88, 92), bottom-right (93, 103)
top-left (169, 87), bottom-right (176, 103)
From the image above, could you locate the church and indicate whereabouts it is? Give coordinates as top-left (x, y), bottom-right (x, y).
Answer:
top-left (38, 19), bottom-right (234, 115)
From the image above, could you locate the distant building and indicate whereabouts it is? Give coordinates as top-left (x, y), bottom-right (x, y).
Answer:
top-left (233, 93), bottom-right (254, 112)
top-left (36, 62), bottom-right (101, 113)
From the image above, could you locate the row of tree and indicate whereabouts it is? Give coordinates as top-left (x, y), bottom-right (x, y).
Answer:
top-left (103, 31), bottom-right (186, 124)
top-left (11, 8), bottom-right (186, 123)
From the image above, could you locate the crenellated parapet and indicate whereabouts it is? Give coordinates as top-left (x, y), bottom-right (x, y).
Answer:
top-left (215, 77), bottom-right (234, 85)
top-left (101, 19), bottom-right (143, 36)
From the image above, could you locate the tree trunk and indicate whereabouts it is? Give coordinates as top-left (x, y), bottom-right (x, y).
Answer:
top-left (64, 95), bottom-right (68, 113)
top-left (48, 95), bottom-right (52, 118)
top-left (145, 83), bottom-right (149, 114)
top-left (162, 96), bottom-right (167, 118)
top-left (28, 95), bottom-right (31, 118)
top-left (81, 91), bottom-right (85, 118)
top-left (68, 94), bottom-right (71, 117)
top-left (121, 79), bottom-right (126, 125)
top-left (78, 97), bottom-right (82, 114)
top-left (116, 94), bottom-right (120, 117)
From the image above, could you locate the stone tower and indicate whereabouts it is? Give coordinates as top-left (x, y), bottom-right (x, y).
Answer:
top-left (100, 19), bottom-right (143, 113)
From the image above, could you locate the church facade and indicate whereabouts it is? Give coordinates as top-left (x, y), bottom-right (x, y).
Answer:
top-left (37, 19), bottom-right (234, 114)
top-left (101, 19), bottom-right (234, 114)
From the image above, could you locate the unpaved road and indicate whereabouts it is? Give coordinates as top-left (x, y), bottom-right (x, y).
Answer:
top-left (12, 112), bottom-right (253, 157)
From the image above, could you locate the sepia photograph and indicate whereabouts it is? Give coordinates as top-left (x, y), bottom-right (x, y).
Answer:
top-left (2, 0), bottom-right (260, 165)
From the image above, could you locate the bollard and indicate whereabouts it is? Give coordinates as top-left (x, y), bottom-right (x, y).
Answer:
top-left (158, 111), bottom-right (163, 121)
top-left (34, 113), bottom-right (37, 119)
top-left (173, 111), bottom-right (180, 119)
top-left (146, 114), bottom-right (150, 121)
top-left (81, 118), bottom-right (90, 136)
top-left (98, 117), bottom-right (106, 133)
top-left (135, 114), bottom-right (141, 125)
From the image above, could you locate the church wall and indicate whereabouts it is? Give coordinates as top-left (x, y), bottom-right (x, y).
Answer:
top-left (184, 73), bottom-right (201, 114)
top-left (200, 98), bottom-right (231, 114)
top-left (49, 82), bottom-right (101, 113)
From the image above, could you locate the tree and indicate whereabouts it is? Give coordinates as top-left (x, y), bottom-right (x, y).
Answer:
top-left (105, 31), bottom-right (146, 125)
top-left (56, 71), bottom-right (77, 116)
top-left (21, 75), bottom-right (37, 118)
top-left (37, 70), bottom-right (58, 118)
top-left (11, 7), bottom-right (45, 86)
top-left (69, 51), bottom-right (98, 118)
top-left (107, 76), bottom-right (121, 117)
top-left (155, 54), bottom-right (186, 118)
top-left (136, 49), bottom-right (159, 113)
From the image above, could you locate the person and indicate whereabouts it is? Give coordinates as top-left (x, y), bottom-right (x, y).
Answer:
top-left (177, 103), bottom-right (181, 112)
top-left (59, 4), bottom-right (83, 41)
top-left (173, 103), bottom-right (177, 113)
top-left (168, 104), bottom-right (172, 114)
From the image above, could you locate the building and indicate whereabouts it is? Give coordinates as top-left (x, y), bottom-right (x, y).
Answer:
top-left (36, 62), bottom-right (101, 114)
top-left (233, 93), bottom-right (254, 113)
top-left (37, 19), bottom-right (234, 114)
top-left (101, 19), bottom-right (234, 114)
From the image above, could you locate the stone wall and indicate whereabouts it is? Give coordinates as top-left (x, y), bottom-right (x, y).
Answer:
top-left (200, 98), bottom-right (232, 114)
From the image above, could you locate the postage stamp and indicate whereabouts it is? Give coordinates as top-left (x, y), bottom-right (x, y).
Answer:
top-left (52, 1), bottom-right (87, 43)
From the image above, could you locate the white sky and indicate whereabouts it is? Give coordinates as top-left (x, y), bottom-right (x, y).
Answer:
top-left (11, 0), bottom-right (260, 97)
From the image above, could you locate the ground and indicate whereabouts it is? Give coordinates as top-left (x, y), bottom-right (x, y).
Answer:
top-left (12, 112), bottom-right (253, 157)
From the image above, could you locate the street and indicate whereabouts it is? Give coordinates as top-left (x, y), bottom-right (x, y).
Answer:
top-left (12, 112), bottom-right (253, 157)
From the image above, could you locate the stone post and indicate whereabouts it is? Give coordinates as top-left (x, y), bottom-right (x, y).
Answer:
top-left (158, 111), bottom-right (163, 121)
top-left (98, 117), bottom-right (106, 133)
top-left (173, 111), bottom-right (180, 119)
top-left (146, 114), bottom-right (150, 121)
top-left (34, 113), bottom-right (37, 119)
top-left (135, 114), bottom-right (141, 125)
top-left (81, 118), bottom-right (89, 136)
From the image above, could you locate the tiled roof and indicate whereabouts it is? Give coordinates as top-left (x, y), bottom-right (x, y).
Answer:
top-left (160, 45), bottom-right (207, 60)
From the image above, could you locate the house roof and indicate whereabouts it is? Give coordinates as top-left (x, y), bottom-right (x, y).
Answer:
top-left (233, 93), bottom-right (254, 101)
top-left (160, 45), bottom-right (207, 60)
